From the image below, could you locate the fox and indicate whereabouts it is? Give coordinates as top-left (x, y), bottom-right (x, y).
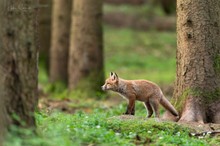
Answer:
top-left (101, 72), bottom-right (179, 118)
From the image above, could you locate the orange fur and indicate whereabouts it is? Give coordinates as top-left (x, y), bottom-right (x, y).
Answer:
top-left (102, 72), bottom-right (178, 117)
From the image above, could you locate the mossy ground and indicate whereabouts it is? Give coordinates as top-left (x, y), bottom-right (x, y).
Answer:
top-left (5, 103), bottom-right (220, 146)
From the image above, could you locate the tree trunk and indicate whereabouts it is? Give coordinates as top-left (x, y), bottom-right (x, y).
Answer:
top-left (39, 0), bottom-right (52, 73)
top-left (0, 0), bottom-right (38, 136)
top-left (49, 0), bottom-right (72, 84)
top-left (173, 0), bottom-right (220, 123)
top-left (68, 0), bottom-right (104, 95)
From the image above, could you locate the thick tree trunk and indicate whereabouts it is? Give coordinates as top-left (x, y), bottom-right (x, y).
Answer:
top-left (49, 0), bottom-right (71, 83)
top-left (0, 95), bottom-right (7, 145)
top-left (173, 0), bottom-right (220, 123)
top-left (0, 0), bottom-right (38, 135)
top-left (39, 0), bottom-right (52, 73)
top-left (68, 0), bottom-right (104, 94)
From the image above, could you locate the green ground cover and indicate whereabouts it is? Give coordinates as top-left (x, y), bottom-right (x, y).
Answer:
top-left (5, 105), bottom-right (219, 146)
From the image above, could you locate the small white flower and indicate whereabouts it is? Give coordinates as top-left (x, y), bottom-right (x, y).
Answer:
top-left (159, 136), bottom-right (163, 139)
top-left (115, 132), bottom-right (120, 136)
top-left (96, 125), bottom-right (101, 129)
top-left (176, 131), bottom-right (181, 136)
top-left (207, 131), bottom-right (212, 135)
top-left (147, 130), bottom-right (152, 134)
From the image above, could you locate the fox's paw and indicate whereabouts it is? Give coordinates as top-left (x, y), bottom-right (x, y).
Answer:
top-left (123, 112), bottom-right (135, 115)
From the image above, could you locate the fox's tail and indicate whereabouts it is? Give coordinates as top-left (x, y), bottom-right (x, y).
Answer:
top-left (160, 95), bottom-right (179, 116)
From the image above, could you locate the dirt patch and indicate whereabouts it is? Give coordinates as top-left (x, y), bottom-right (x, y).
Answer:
top-left (38, 98), bottom-right (77, 114)
top-left (178, 122), bottom-right (220, 138)
top-left (38, 97), bottom-right (97, 114)
top-left (178, 121), bottom-right (219, 132)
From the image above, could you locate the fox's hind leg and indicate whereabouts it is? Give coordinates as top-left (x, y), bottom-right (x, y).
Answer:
top-left (144, 101), bottom-right (153, 118)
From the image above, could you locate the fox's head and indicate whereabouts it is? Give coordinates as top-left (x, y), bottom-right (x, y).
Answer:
top-left (101, 72), bottom-right (119, 91)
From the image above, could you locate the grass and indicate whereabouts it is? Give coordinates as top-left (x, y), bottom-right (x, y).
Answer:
top-left (5, 104), bottom-right (219, 146)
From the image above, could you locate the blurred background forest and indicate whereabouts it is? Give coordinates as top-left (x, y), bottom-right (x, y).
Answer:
top-left (4, 0), bottom-right (219, 145)
top-left (38, 0), bottom-right (176, 100)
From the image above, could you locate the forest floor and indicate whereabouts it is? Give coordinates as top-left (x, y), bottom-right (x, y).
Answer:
top-left (38, 96), bottom-right (220, 133)
top-left (5, 94), bottom-right (220, 146)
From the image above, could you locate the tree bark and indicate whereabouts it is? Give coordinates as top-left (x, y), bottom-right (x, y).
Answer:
top-left (68, 0), bottom-right (104, 95)
top-left (49, 0), bottom-right (72, 83)
top-left (173, 0), bottom-right (220, 123)
top-left (39, 0), bottom-right (52, 73)
top-left (0, 0), bottom-right (38, 136)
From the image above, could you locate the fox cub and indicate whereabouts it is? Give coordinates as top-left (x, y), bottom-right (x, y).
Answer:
top-left (101, 72), bottom-right (178, 118)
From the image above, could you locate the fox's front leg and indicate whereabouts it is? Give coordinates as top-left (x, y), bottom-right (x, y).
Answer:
top-left (124, 98), bottom-right (135, 115)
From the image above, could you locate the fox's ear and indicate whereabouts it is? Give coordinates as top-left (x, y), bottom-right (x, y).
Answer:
top-left (114, 72), bottom-right (118, 79)
top-left (110, 72), bottom-right (114, 77)
top-left (110, 72), bottom-right (118, 81)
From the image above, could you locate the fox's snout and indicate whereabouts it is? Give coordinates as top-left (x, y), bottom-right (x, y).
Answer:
top-left (101, 85), bottom-right (106, 91)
